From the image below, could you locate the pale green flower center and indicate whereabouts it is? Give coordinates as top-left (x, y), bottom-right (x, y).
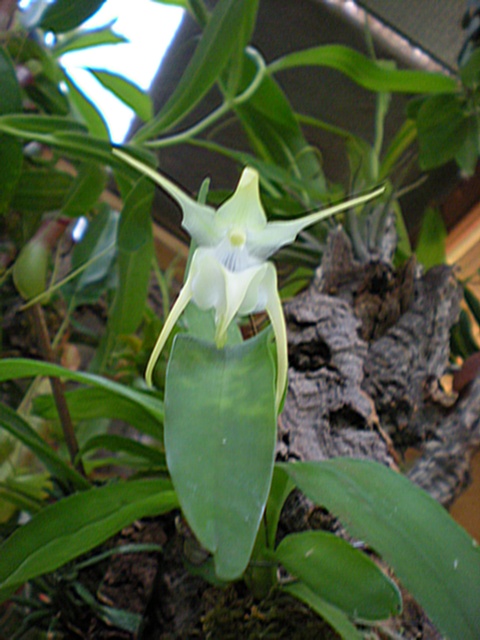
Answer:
top-left (228, 228), bottom-right (246, 247)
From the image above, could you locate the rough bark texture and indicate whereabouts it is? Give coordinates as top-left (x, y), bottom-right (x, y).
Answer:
top-left (279, 227), bottom-right (480, 509)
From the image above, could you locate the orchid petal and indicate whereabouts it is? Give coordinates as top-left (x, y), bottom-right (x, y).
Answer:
top-left (112, 149), bottom-right (221, 246)
top-left (248, 184), bottom-right (386, 260)
top-left (189, 249), bottom-right (269, 348)
top-left (145, 280), bottom-right (193, 386)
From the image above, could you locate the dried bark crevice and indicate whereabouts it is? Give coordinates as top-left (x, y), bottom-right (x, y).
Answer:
top-left (281, 227), bottom-right (478, 508)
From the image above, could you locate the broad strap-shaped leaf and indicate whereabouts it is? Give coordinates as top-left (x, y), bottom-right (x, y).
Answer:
top-left (0, 478), bottom-right (177, 603)
top-left (280, 459), bottom-right (480, 640)
top-left (0, 359), bottom-right (164, 426)
top-left (269, 45), bottom-right (458, 94)
top-left (274, 531), bottom-right (401, 621)
top-left (0, 401), bottom-right (90, 491)
top-left (164, 331), bottom-right (277, 580)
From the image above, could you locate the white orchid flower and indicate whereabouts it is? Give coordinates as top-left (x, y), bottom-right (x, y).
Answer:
top-left (113, 149), bottom-right (384, 411)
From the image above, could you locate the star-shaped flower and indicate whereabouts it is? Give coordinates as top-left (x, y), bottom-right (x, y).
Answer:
top-left (113, 149), bottom-right (383, 411)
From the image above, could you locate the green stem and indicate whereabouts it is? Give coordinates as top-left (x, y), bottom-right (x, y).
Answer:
top-left (146, 47), bottom-right (266, 149)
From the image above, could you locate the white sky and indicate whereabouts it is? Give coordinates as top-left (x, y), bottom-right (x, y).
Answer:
top-left (59, 0), bottom-right (184, 142)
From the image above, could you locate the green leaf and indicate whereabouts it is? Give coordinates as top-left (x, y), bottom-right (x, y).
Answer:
top-left (454, 115), bottom-right (480, 176)
top-left (134, 0), bottom-right (255, 140)
top-left (281, 459), bottom-right (480, 640)
top-left (89, 69), bottom-right (152, 122)
top-left (62, 162), bottom-right (107, 217)
top-left (0, 401), bottom-right (90, 491)
top-left (0, 359), bottom-right (164, 424)
top-left (35, 387), bottom-right (163, 440)
top-left (0, 115), bottom-right (156, 174)
top-left (0, 135), bottom-right (23, 215)
top-left (151, 0), bottom-right (190, 7)
top-left (232, 53), bottom-right (326, 195)
top-left (25, 73), bottom-right (70, 116)
top-left (464, 286), bottom-right (480, 328)
top-left (453, 309), bottom-right (479, 356)
top-left (0, 49), bottom-right (23, 214)
top-left (269, 45), bottom-right (458, 94)
top-left (0, 114), bottom-right (88, 136)
top-left (61, 207), bottom-right (118, 307)
top-left (0, 478), bottom-right (178, 602)
top-left (72, 581), bottom-right (142, 633)
top-left (264, 465), bottom-right (294, 550)
top-left (111, 177), bottom-right (154, 332)
top-left (40, 0), bottom-right (106, 33)
top-left (415, 207), bottom-right (446, 269)
top-left (0, 48), bottom-right (22, 115)
top-left (460, 48), bottom-right (480, 88)
top-left (164, 331), bottom-right (277, 580)
top-left (415, 94), bottom-right (471, 170)
top-left (275, 531), bottom-right (401, 620)
top-left (284, 582), bottom-right (363, 640)
top-left (91, 178), bottom-right (154, 370)
top-left (78, 434), bottom-right (166, 467)
top-left (182, 302), bottom-right (243, 345)
top-left (64, 73), bottom-right (110, 139)
top-left (380, 119), bottom-right (417, 180)
top-left (11, 168), bottom-right (74, 213)
top-left (53, 25), bottom-right (127, 57)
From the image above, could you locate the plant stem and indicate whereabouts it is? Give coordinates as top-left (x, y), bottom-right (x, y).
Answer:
top-left (30, 304), bottom-right (85, 476)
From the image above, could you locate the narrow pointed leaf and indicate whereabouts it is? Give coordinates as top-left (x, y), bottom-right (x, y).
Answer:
top-left (281, 459), bottom-right (480, 640)
top-left (134, 0), bottom-right (255, 140)
top-left (53, 26), bottom-right (127, 56)
top-left (269, 45), bottom-right (458, 94)
top-left (89, 69), bottom-right (152, 122)
top-left (164, 331), bottom-right (277, 580)
top-left (0, 402), bottom-right (90, 491)
top-left (0, 478), bottom-right (177, 602)
top-left (92, 178), bottom-right (154, 370)
top-left (0, 359), bottom-right (164, 425)
top-left (34, 387), bottom-right (163, 440)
